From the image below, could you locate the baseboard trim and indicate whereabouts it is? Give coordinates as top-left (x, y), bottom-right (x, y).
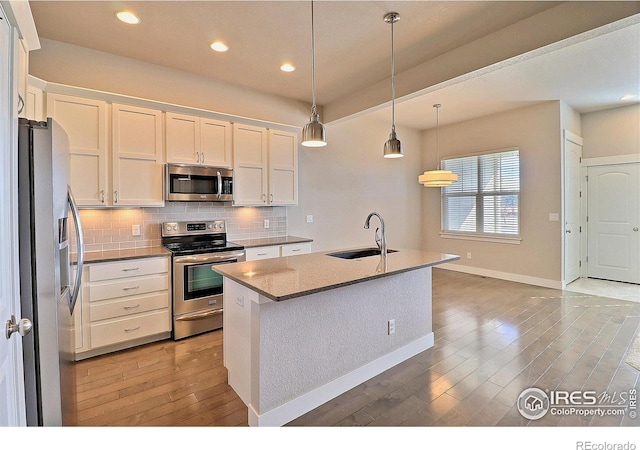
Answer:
top-left (248, 332), bottom-right (435, 427)
top-left (438, 263), bottom-right (562, 290)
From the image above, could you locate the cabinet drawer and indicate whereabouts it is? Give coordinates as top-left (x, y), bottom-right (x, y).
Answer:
top-left (281, 242), bottom-right (311, 257)
top-left (89, 274), bottom-right (169, 302)
top-left (90, 309), bottom-right (171, 349)
top-left (245, 246), bottom-right (280, 261)
top-left (88, 257), bottom-right (169, 282)
top-left (90, 292), bottom-right (169, 322)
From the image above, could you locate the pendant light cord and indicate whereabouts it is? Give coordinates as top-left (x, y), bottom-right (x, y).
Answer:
top-left (311, 0), bottom-right (317, 114)
top-left (435, 104), bottom-right (441, 169)
top-left (391, 17), bottom-right (396, 132)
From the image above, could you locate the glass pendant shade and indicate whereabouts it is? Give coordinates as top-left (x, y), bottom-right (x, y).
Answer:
top-left (383, 128), bottom-right (403, 158)
top-left (418, 103), bottom-right (458, 187)
top-left (418, 170), bottom-right (458, 187)
top-left (301, 110), bottom-right (326, 147)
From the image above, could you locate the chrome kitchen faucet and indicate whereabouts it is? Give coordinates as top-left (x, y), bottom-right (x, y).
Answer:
top-left (364, 212), bottom-right (387, 256)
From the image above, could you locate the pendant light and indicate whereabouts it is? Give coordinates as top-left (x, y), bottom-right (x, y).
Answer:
top-left (301, 1), bottom-right (327, 147)
top-left (418, 104), bottom-right (458, 186)
top-left (383, 12), bottom-right (403, 158)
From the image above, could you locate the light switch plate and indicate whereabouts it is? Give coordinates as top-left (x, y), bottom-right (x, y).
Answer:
top-left (306, 215), bottom-right (313, 223)
top-left (132, 224), bottom-right (141, 236)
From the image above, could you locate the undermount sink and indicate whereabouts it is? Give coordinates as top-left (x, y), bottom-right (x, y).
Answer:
top-left (328, 248), bottom-right (398, 260)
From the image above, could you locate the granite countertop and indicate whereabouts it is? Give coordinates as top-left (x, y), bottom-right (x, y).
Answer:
top-left (213, 248), bottom-right (460, 302)
top-left (230, 235), bottom-right (313, 249)
top-left (76, 246), bottom-right (172, 264)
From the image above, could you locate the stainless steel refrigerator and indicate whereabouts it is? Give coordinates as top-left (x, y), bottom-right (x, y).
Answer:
top-left (18, 118), bottom-right (85, 426)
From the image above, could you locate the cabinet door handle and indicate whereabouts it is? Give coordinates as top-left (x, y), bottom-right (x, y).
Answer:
top-left (122, 267), bottom-right (140, 272)
top-left (196, 152), bottom-right (200, 163)
top-left (124, 326), bottom-right (141, 333)
top-left (257, 252), bottom-right (268, 256)
top-left (202, 153), bottom-right (205, 164)
top-left (270, 193), bottom-right (273, 203)
top-left (262, 194), bottom-right (266, 203)
top-left (114, 190), bottom-right (119, 203)
top-left (124, 304), bottom-right (140, 310)
top-left (100, 189), bottom-right (105, 203)
top-left (291, 249), bottom-right (301, 252)
top-left (122, 285), bottom-right (139, 291)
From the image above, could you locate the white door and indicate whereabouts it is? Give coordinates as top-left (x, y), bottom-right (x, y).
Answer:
top-left (563, 131), bottom-right (583, 285)
top-left (587, 163), bottom-right (640, 284)
top-left (0, 5), bottom-right (27, 426)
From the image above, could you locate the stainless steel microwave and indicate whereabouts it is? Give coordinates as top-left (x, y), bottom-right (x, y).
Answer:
top-left (165, 164), bottom-right (233, 202)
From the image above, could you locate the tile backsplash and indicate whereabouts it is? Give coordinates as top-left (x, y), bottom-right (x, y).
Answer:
top-left (74, 202), bottom-right (287, 253)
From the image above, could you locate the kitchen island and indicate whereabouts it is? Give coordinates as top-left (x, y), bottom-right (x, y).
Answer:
top-left (214, 248), bottom-right (459, 426)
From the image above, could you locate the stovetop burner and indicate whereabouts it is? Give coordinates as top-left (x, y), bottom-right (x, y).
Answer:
top-left (161, 220), bottom-right (244, 256)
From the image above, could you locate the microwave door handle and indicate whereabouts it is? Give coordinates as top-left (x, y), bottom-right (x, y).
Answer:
top-left (217, 171), bottom-right (222, 199)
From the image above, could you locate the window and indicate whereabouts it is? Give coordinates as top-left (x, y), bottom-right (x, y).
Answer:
top-left (441, 148), bottom-right (520, 239)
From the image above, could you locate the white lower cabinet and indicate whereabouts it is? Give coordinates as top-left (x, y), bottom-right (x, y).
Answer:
top-left (75, 256), bottom-right (171, 360)
top-left (245, 246), bottom-right (281, 261)
top-left (245, 242), bottom-right (312, 261)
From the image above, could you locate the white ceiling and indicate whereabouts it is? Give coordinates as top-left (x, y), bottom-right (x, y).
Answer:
top-left (28, 1), bottom-right (640, 130)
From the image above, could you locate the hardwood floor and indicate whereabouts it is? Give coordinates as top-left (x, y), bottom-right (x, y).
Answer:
top-left (69, 269), bottom-right (640, 427)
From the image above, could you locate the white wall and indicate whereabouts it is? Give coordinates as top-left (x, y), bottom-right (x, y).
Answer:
top-left (582, 103), bottom-right (640, 158)
top-left (30, 38), bottom-right (310, 127)
top-left (287, 115), bottom-right (424, 252)
top-left (422, 101), bottom-right (563, 285)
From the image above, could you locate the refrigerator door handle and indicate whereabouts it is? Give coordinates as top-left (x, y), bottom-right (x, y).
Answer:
top-left (68, 186), bottom-right (84, 314)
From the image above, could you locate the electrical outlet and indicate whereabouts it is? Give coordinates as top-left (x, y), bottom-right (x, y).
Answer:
top-left (388, 319), bottom-right (396, 335)
top-left (549, 213), bottom-right (559, 222)
top-left (467, 252), bottom-right (472, 259)
top-left (132, 224), bottom-right (141, 236)
top-left (264, 219), bottom-right (270, 229)
top-left (306, 215), bottom-right (314, 223)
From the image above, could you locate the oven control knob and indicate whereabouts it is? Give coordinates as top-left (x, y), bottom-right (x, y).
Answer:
top-left (173, 225), bottom-right (178, 231)
top-left (165, 225), bottom-right (172, 232)
top-left (208, 224), bottom-right (213, 229)
top-left (219, 223), bottom-right (224, 229)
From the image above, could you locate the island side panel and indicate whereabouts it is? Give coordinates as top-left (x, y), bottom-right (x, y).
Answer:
top-left (223, 278), bottom-right (256, 406)
top-left (255, 267), bottom-right (433, 422)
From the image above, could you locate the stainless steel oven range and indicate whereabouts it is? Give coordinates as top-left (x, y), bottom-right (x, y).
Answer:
top-left (162, 220), bottom-right (245, 340)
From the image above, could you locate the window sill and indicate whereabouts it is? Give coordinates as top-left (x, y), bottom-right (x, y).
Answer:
top-left (439, 232), bottom-right (522, 245)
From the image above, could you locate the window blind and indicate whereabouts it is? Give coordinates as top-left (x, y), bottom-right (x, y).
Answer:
top-left (442, 149), bottom-right (520, 236)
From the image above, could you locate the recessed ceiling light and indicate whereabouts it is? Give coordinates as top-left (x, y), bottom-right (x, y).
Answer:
top-left (620, 94), bottom-right (637, 101)
top-left (116, 11), bottom-right (140, 25)
top-left (280, 63), bottom-right (296, 72)
top-left (210, 42), bottom-right (229, 52)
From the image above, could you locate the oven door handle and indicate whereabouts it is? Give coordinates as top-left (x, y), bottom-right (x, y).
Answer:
top-left (173, 252), bottom-right (245, 264)
top-left (176, 309), bottom-right (224, 321)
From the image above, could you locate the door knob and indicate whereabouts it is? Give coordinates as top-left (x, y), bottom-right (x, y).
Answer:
top-left (634, 227), bottom-right (639, 232)
top-left (565, 229), bottom-right (571, 234)
top-left (5, 315), bottom-right (32, 339)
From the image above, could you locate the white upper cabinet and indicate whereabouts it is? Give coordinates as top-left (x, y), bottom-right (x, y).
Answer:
top-left (232, 124), bottom-right (298, 206)
top-left (46, 93), bottom-right (109, 207)
top-left (111, 103), bottom-right (164, 207)
top-left (233, 123), bottom-right (269, 206)
top-left (165, 112), bottom-right (198, 164)
top-left (268, 129), bottom-right (298, 205)
top-left (200, 117), bottom-right (232, 167)
top-left (165, 112), bottom-right (232, 167)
